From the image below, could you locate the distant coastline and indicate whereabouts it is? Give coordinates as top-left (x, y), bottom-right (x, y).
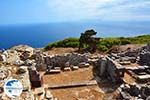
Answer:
top-left (0, 22), bottom-right (150, 49)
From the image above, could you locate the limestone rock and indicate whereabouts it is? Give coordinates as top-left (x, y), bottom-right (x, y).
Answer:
top-left (4, 50), bottom-right (20, 64)
top-left (15, 66), bottom-right (31, 91)
top-left (10, 45), bottom-right (34, 54)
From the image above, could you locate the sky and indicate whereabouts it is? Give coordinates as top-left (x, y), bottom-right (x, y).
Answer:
top-left (0, 0), bottom-right (150, 25)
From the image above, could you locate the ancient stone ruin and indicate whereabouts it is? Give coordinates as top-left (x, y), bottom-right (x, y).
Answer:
top-left (0, 43), bottom-right (149, 99)
top-left (93, 56), bottom-right (125, 84)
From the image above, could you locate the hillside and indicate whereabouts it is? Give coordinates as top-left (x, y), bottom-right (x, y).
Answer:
top-left (45, 35), bottom-right (150, 52)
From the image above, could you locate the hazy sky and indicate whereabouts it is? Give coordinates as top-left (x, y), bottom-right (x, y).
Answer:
top-left (0, 0), bottom-right (150, 25)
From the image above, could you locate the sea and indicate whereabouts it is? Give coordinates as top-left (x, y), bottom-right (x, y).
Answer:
top-left (0, 21), bottom-right (150, 49)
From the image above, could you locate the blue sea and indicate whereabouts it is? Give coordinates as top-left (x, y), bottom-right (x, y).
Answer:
top-left (0, 21), bottom-right (150, 49)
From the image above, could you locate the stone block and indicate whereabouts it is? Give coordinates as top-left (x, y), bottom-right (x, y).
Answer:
top-left (78, 62), bottom-right (90, 68)
top-left (63, 67), bottom-right (71, 71)
top-left (72, 66), bottom-right (79, 70)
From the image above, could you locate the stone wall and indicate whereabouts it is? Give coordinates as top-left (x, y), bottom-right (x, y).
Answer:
top-left (139, 52), bottom-right (150, 66)
top-left (138, 44), bottom-right (150, 66)
top-left (93, 56), bottom-right (125, 84)
top-left (34, 52), bottom-right (89, 71)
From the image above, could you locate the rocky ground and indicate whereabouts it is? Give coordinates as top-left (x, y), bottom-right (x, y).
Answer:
top-left (43, 66), bottom-right (105, 100)
top-left (0, 44), bottom-right (150, 100)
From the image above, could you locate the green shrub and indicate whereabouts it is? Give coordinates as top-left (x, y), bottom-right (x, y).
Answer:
top-left (97, 44), bottom-right (108, 52)
top-left (44, 35), bottom-right (150, 52)
top-left (44, 38), bottom-right (79, 50)
top-left (99, 38), bottom-right (121, 48)
top-left (120, 39), bottom-right (131, 45)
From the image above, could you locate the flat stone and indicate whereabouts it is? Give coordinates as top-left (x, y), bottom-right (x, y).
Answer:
top-left (48, 69), bottom-right (61, 74)
top-left (137, 75), bottom-right (150, 80)
top-left (119, 61), bottom-right (131, 65)
top-left (63, 67), bottom-right (71, 71)
top-left (54, 67), bottom-right (61, 70)
top-left (72, 66), bottom-right (79, 70)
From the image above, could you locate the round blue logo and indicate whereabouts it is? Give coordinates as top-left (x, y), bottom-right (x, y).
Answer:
top-left (4, 79), bottom-right (23, 98)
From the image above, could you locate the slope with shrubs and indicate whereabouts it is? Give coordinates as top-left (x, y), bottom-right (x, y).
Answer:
top-left (45, 35), bottom-right (150, 52)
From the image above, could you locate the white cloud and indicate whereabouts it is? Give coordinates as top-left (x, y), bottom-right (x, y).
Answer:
top-left (46, 0), bottom-right (150, 22)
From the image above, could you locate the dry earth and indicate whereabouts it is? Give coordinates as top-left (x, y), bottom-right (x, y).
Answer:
top-left (42, 67), bottom-right (105, 100)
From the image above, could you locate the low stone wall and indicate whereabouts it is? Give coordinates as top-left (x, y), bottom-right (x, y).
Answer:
top-left (34, 52), bottom-right (89, 71)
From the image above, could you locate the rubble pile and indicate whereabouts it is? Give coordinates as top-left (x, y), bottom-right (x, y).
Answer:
top-left (126, 65), bottom-right (150, 82)
top-left (0, 45), bottom-right (58, 99)
top-left (118, 84), bottom-right (150, 100)
top-left (0, 45), bottom-right (34, 65)
top-left (108, 44), bottom-right (150, 66)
